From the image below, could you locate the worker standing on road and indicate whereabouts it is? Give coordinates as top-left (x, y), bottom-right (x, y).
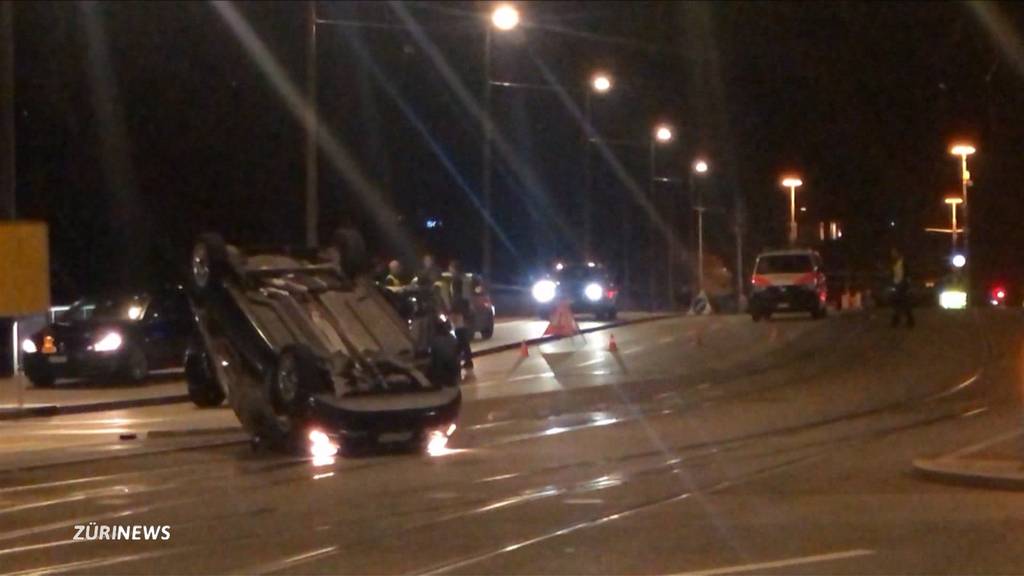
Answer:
top-left (890, 247), bottom-right (915, 328)
top-left (435, 260), bottom-right (474, 371)
top-left (384, 260), bottom-right (404, 289)
top-left (415, 253), bottom-right (442, 287)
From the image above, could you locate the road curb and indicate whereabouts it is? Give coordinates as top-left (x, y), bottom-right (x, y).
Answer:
top-left (0, 394), bottom-right (190, 421)
top-left (913, 457), bottom-right (1024, 490)
top-left (470, 313), bottom-right (678, 358)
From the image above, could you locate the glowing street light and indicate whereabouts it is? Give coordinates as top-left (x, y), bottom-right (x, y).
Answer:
top-left (491, 4), bottom-right (520, 31)
top-left (944, 196), bottom-right (963, 254)
top-left (693, 159), bottom-right (709, 174)
top-left (781, 176), bottom-right (803, 245)
top-left (591, 73), bottom-right (612, 93)
top-left (948, 142), bottom-right (975, 290)
top-left (690, 159), bottom-right (711, 299)
top-left (655, 125), bottom-right (673, 143)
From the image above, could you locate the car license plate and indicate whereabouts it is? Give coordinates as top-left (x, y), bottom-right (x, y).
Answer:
top-left (378, 431), bottom-right (414, 443)
top-left (47, 355), bottom-right (68, 364)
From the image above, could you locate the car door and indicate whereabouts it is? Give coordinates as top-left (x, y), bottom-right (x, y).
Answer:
top-left (142, 293), bottom-right (191, 368)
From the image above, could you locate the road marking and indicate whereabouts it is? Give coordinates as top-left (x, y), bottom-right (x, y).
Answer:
top-left (947, 428), bottom-right (1022, 459)
top-left (669, 548), bottom-right (875, 575)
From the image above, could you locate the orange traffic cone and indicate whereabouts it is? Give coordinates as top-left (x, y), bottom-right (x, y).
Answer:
top-left (608, 334), bottom-right (618, 352)
top-left (519, 341), bottom-right (529, 358)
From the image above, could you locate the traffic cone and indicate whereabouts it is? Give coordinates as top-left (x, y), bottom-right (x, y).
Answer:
top-left (519, 341), bottom-right (529, 358)
top-left (608, 334), bottom-right (618, 353)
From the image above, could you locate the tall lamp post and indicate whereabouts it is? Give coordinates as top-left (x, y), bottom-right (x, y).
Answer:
top-left (691, 159), bottom-right (710, 298)
top-left (944, 196), bottom-right (962, 255)
top-left (648, 124), bottom-right (673, 309)
top-left (781, 176), bottom-right (803, 245)
top-left (481, 3), bottom-right (520, 279)
top-left (949, 143), bottom-right (975, 290)
top-left (583, 72), bottom-right (612, 257)
top-left (305, 1), bottom-right (318, 248)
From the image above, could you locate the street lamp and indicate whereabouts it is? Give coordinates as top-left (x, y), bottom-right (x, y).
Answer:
top-left (944, 196), bottom-right (963, 254)
top-left (583, 71), bottom-right (612, 256)
top-left (481, 4), bottom-right (521, 279)
top-left (691, 159), bottom-right (710, 301)
top-left (491, 4), bottom-right (520, 31)
top-left (781, 176), bottom-right (802, 245)
top-left (948, 142), bottom-right (975, 290)
top-left (648, 124), bottom-right (673, 310)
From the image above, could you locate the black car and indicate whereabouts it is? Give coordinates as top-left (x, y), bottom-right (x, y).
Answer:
top-left (21, 289), bottom-right (192, 387)
top-left (531, 262), bottom-right (619, 320)
top-left (185, 229), bottom-right (461, 454)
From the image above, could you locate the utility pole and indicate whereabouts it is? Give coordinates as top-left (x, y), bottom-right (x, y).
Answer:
top-left (0, 1), bottom-right (14, 379)
top-left (304, 1), bottom-right (318, 248)
top-left (1, 1), bottom-right (14, 220)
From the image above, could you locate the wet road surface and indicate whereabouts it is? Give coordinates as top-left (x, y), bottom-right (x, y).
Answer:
top-left (2, 309), bottom-right (1024, 574)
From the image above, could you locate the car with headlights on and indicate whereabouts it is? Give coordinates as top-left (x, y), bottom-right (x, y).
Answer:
top-left (531, 262), bottom-right (618, 320)
top-left (21, 289), bottom-right (192, 387)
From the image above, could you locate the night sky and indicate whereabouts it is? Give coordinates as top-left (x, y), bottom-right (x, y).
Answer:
top-left (12, 1), bottom-right (1024, 302)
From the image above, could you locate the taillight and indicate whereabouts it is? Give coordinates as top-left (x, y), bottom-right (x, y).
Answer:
top-left (606, 289), bottom-right (618, 299)
top-left (751, 274), bottom-right (771, 287)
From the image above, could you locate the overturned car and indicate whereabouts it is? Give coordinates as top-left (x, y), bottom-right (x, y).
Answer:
top-left (185, 229), bottom-right (461, 455)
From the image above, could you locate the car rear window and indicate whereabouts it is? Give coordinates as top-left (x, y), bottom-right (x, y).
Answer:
top-left (756, 255), bottom-right (814, 274)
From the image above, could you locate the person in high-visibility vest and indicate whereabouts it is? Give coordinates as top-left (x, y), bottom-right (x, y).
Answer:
top-left (383, 260), bottom-right (404, 289)
top-left (435, 260), bottom-right (474, 370)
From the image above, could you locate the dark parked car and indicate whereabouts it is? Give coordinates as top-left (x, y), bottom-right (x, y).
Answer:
top-left (531, 262), bottom-right (619, 320)
top-left (21, 289), bottom-right (192, 387)
top-left (186, 230), bottom-right (461, 454)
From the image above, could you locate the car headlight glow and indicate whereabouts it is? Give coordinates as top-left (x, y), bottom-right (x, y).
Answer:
top-left (584, 283), bottom-right (604, 302)
top-left (21, 339), bottom-right (37, 354)
top-left (93, 332), bottom-right (123, 352)
top-left (939, 290), bottom-right (968, 310)
top-left (532, 280), bottom-right (557, 303)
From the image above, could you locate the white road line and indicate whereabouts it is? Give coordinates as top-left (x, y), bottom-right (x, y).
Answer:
top-left (947, 428), bottom-right (1023, 459)
top-left (669, 548), bottom-right (875, 576)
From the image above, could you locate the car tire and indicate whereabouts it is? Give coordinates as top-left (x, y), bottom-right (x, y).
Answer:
top-left (751, 311), bottom-right (762, 322)
top-left (812, 306), bottom-right (826, 320)
top-left (606, 309), bottom-right (618, 321)
top-left (185, 344), bottom-right (225, 408)
top-left (270, 344), bottom-right (323, 415)
top-left (479, 321), bottom-right (494, 340)
top-left (27, 370), bottom-right (56, 388)
top-left (191, 233), bottom-right (230, 297)
top-left (332, 228), bottom-right (369, 277)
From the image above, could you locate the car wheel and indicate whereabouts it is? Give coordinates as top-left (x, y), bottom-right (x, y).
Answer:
top-left (191, 233), bottom-right (230, 297)
top-left (751, 311), bottom-right (762, 322)
top-left (812, 306), bottom-right (826, 320)
top-left (479, 321), bottom-right (494, 340)
top-left (126, 348), bottom-right (148, 382)
top-left (606, 309), bottom-right (617, 321)
top-left (270, 344), bottom-right (323, 414)
top-left (185, 345), bottom-right (225, 407)
top-left (332, 228), bottom-right (369, 277)
top-left (27, 370), bottom-right (55, 388)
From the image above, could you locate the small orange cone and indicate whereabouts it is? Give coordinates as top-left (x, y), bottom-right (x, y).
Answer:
top-left (519, 341), bottom-right (529, 358)
top-left (608, 334), bottom-right (618, 352)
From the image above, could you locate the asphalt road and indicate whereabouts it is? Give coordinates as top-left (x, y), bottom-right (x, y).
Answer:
top-left (0, 313), bottom-right (652, 414)
top-left (2, 309), bottom-right (1024, 574)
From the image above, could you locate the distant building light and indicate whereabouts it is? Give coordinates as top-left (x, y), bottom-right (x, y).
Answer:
top-left (425, 218), bottom-right (442, 229)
